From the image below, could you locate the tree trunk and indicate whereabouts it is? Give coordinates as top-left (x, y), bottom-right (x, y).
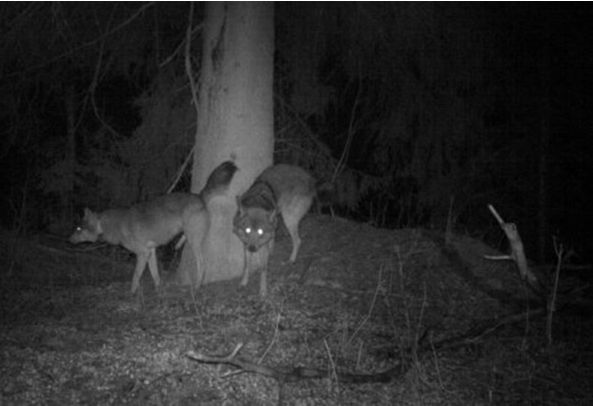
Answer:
top-left (176, 2), bottom-right (274, 287)
top-left (64, 84), bottom-right (76, 225)
top-left (538, 32), bottom-right (550, 264)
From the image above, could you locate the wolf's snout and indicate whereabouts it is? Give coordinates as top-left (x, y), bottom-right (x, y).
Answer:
top-left (248, 245), bottom-right (258, 252)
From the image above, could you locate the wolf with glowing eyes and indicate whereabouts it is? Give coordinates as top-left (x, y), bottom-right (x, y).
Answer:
top-left (233, 164), bottom-right (317, 297)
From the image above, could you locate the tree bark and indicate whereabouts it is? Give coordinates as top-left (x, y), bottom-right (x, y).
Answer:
top-left (176, 2), bottom-right (274, 287)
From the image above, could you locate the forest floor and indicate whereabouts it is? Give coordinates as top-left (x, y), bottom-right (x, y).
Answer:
top-left (0, 215), bottom-right (592, 405)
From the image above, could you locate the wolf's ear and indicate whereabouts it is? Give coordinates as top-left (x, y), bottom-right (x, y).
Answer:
top-left (235, 196), bottom-right (243, 214)
top-left (83, 208), bottom-right (99, 223)
top-left (268, 209), bottom-right (277, 222)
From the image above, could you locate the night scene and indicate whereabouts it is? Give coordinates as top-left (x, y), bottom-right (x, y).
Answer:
top-left (0, 3), bottom-right (592, 404)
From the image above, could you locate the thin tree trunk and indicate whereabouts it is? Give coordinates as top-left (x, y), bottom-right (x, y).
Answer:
top-left (177, 2), bottom-right (274, 286)
top-left (64, 84), bottom-right (76, 224)
top-left (538, 35), bottom-right (550, 264)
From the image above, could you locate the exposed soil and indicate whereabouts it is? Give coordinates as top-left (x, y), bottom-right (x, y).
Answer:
top-left (1, 215), bottom-right (592, 405)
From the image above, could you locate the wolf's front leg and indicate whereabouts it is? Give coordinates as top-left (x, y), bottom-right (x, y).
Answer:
top-left (146, 248), bottom-right (161, 291)
top-left (131, 251), bottom-right (150, 293)
top-left (259, 261), bottom-right (268, 297)
top-left (240, 247), bottom-right (250, 287)
top-left (259, 239), bottom-right (273, 297)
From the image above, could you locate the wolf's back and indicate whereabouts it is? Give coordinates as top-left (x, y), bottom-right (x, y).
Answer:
top-left (238, 180), bottom-right (277, 212)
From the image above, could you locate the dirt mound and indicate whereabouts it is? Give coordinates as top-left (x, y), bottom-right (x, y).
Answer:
top-left (0, 216), bottom-right (591, 405)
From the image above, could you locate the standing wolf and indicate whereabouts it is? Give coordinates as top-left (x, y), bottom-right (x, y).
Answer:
top-left (70, 161), bottom-right (238, 293)
top-left (233, 164), bottom-right (317, 297)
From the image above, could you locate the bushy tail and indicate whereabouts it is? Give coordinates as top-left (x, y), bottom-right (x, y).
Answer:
top-left (200, 161), bottom-right (239, 202)
top-left (175, 161), bottom-right (238, 251)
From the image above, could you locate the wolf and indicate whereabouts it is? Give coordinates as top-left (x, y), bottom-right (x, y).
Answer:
top-left (233, 164), bottom-right (317, 297)
top-left (70, 161), bottom-right (238, 294)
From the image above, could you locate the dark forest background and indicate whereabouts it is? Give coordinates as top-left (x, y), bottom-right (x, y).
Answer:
top-left (1, 3), bottom-right (591, 265)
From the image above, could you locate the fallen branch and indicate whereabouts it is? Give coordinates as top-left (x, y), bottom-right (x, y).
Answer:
top-left (187, 305), bottom-right (550, 385)
top-left (487, 204), bottom-right (541, 293)
top-left (426, 307), bottom-right (546, 353)
top-left (187, 343), bottom-right (410, 384)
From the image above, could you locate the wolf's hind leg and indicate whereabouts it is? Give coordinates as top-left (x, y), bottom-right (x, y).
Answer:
top-left (131, 251), bottom-right (150, 293)
top-left (282, 212), bottom-right (301, 263)
top-left (147, 248), bottom-right (161, 290)
top-left (283, 196), bottom-right (313, 263)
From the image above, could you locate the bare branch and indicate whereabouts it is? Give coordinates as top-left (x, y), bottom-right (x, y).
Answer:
top-left (2, 2), bottom-right (155, 81)
top-left (163, 2), bottom-right (201, 194)
top-left (486, 204), bottom-right (541, 291)
top-left (185, 2), bottom-right (200, 118)
top-left (88, 11), bottom-right (122, 142)
top-left (159, 23), bottom-right (203, 68)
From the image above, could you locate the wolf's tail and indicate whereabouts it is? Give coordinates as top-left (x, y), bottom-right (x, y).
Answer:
top-left (200, 160), bottom-right (239, 202)
top-left (174, 161), bottom-right (237, 251)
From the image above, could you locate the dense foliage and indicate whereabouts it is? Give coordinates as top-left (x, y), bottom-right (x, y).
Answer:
top-left (1, 3), bottom-right (590, 259)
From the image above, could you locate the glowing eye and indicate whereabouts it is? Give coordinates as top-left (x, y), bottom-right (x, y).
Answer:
top-left (245, 227), bottom-right (251, 234)
top-left (257, 229), bottom-right (264, 236)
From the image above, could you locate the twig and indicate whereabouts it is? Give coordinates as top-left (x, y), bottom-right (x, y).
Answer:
top-left (445, 195), bottom-right (455, 245)
top-left (323, 339), bottom-right (339, 390)
top-left (166, 146), bottom-right (195, 193)
top-left (159, 23), bottom-right (203, 68)
top-left (546, 237), bottom-right (563, 348)
top-left (296, 256), bottom-right (314, 285)
top-left (345, 265), bottom-right (382, 348)
top-left (333, 72), bottom-right (362, 184)
top-left (185, 2), bottom-right (200, 118)
top-left (259, 308), bottom-right (282, 363)
top-left (165, 1), bottom-right (200, 195)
